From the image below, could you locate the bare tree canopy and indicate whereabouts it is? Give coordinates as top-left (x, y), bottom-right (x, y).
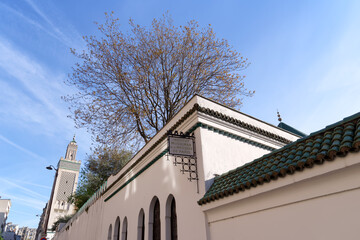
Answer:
top-left (65, 13), bottom-right (254, 148)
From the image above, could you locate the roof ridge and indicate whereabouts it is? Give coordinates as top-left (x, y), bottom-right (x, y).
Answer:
top-left (217, 111), bottom-right (360, 179)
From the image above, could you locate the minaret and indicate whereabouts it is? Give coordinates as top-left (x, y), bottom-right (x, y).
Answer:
top-left (44, 137), bottom-right (81, 240)
top-left (65, 136), bottom-right (78, 161)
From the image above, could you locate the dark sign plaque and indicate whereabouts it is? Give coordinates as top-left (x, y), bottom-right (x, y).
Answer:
top-left (167, 131), bottom-right (198, 192)
top-left (168, 135), bottom-right (194, 157)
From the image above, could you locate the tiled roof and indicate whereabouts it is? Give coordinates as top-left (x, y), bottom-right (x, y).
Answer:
top-left (197, 105), bottom-right (293, 144)
top-left (198, 112), bottom-right (360, 205)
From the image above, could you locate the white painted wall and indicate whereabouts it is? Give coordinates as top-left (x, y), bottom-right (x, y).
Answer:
top-left (55, 132), bottom-right (207, 240)
top-left (204, 152), bottom-right (360, 240)
top-left (101, 144), bottom-right (207, 240)
top-left (53, 96), bottom-right (301, 240)
top-left (198, 127), bottom-right (272, 183)
top-left (57, 194), bottom-right (105, 240)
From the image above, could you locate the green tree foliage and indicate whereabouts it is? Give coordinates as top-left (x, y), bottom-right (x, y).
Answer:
top-left (69, 147), bottom-right (132, 210)
top-left (65, 12), bottom-right (254, 148)
top-left (51, 214), bottom-right (73, 231)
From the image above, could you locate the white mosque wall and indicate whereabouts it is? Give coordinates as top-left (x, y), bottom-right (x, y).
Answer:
top-left (53, 96), bottom-right (300, 240)
top-left (54, 193), bottom-right (105, 240)
top-left (203, 151), bottom-right (360, 240)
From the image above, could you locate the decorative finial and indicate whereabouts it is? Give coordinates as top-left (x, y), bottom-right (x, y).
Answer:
top-left (277, 110), bottom-right (282, 122)
top-left (72, 134), bottom-right (76, 143)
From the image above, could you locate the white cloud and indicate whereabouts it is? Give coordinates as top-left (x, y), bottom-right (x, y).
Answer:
top-left (0, 38), bottom-right (76, 136)
top-left (0, 1), bottom-right (84, 49)
top-left (23, 0), bottom-right (85, 49)
top-left (0, 192), bottom-right (45, 211)
top-left (0, 177), bottom-right (48, 201)
top-left (0, 135), bottom-right (46, 162)
top-left (8, 210), bottom-right (41, 228)
top-left (313, 33), bottom-right (360, 93)
top-left (0, 36), bottom-right (93, 162)
top-left (13, 179), bottom-right (51, 190)
top-left (9, 209), bottom-right (37, 218)
top-left (0, 2), bottom-right (68, 45)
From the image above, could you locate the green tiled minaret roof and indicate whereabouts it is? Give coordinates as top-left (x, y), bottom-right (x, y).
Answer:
top-left (198, 112), bottom-right (360, 205)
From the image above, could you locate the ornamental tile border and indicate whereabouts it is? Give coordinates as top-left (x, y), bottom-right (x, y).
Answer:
top-left (196, 105), bottom-right (293, 144)
top-left (197, 122), bottom-right (276, 151)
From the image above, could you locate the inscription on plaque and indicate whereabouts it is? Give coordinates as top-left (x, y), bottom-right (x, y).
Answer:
top-left (169, 136), bottom-right (194, 157)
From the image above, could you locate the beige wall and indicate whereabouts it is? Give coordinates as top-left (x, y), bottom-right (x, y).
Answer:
top-left (204, 152), bottom-right (360, 240)
top-left (54, 193), bottom-right (105, 240)
top-left (101, 126), bottom-right (208, 240)
top-left (53, 96), bottom-right (301, 240)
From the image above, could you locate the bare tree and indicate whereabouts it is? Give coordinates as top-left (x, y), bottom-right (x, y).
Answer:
top-left (64, 13), bottom-right (254, 148)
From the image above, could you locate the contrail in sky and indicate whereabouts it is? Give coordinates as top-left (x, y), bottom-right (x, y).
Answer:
top-left (0, 134), bottom-right (46, 162)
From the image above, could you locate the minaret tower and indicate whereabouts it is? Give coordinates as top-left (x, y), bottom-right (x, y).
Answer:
top-left (65, 136), bottom-right (77, 161)
top-left (45, 137), bottom-right (81, 239)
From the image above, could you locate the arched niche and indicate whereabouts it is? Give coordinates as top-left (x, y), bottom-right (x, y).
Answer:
top-left (113, 216), bottom-right (120, 240)
top-left (121, 217), bottom-right (128, 240)
top-left (108, 224), bottom-right (113, 240)
top-left (137, 209), bottom-right (145, 240)
top-left (149, 196), bottom-right (161, 240)
top-left (165, 194), bottom-right (177, 240)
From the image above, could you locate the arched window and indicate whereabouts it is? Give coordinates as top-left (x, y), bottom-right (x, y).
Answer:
top-left (108, 224), bottom-right (112, 240)
top-left (170, 198), bottom-right (177, 240)
top-left (149, 197), bottom-right (161, 240)
top-left (114, 217), bottom-right (120, 240)
top-left (154, 199), bottom-right (161, 240)
top-left (166, 195), bottom-right (177, 240)
top-left (138, 209), bottom-right (145, 240)
top-left (121, 217), bottom-right (128, 240)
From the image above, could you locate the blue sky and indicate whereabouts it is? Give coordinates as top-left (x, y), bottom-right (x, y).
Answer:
top-left (0, 0), bottom-right (359, 228)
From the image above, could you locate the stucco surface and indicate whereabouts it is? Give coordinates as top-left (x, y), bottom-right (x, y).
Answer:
top-left (51, 96), bottom-right (312, 240)
top-left (205, 153), bottom-right (360, 240)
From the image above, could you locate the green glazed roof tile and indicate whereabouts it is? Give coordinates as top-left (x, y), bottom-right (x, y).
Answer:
top-left (278, 122), bottom-right (307, 137)
top-left (198, 111), bottom-right (360, 205)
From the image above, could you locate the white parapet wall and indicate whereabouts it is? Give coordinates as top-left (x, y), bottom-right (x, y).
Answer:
top-left (203, 151), bottom-right (360, 240)
top-left (53, 95), bottom-right (303, 240)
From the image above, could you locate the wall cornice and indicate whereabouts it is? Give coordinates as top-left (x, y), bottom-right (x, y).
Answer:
top-left (103, 103), bottom-right (295, 200)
